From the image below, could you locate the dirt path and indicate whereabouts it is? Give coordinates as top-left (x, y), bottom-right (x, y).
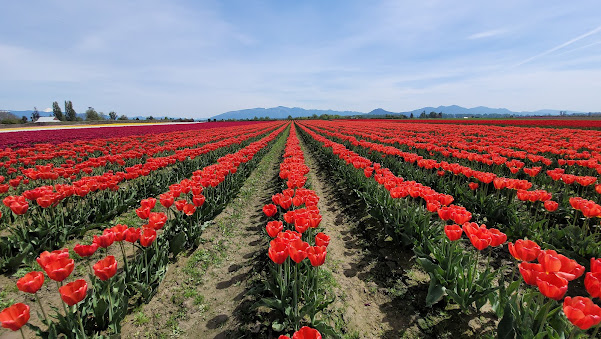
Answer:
top-left (298, 132), bottom-right (411, 338)
top-left (120, 133), bottom-right (286, 338)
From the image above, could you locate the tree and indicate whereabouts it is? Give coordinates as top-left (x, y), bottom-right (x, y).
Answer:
top-left (146, 116), bottom-right (154, 120)
top-left (21, 116), bottom-right (28, 124)
top-left (419, 111), bottom-right (426, 118)
top-left (410, 113), bottom-right (414, 118)
top-left (65, 101), bottom-right (77, 121)
top-left (85, 107), bottom-right (101, 121)
top-left (31, 107), bottom-right (40, 121)
top-left (109, 111), bottom-right (117, 120)
top-left (52, 101), bottom-right (64, 120)
top-left (118, 115), bottom-right (128, 121)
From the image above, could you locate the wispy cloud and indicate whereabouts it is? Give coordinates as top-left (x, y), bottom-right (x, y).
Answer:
top-left (513, 25), bottom-right (601, 67)
top-left (468, 29), bottom-right (507, 40)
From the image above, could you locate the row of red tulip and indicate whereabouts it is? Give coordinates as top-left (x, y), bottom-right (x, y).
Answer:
top-left (298, 121), bottom-right (601, 334)
top-left (0, 123), bottom-right (282, 217)
top-left (0, 124), bottom-right (288, 336)
top-left (263, 124), bottom-right (327, 335)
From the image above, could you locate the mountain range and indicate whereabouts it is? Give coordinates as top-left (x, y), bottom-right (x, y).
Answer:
top-left (212, 105), bottom-right (586, 120)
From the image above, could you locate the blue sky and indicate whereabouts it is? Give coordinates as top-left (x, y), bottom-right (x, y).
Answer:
top-left (1, 0), bottom-right (601, 118)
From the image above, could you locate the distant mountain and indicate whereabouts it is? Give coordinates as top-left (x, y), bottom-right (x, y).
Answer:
top-left (211, 106), bottom-right (363, 120)
top-left (400, 105), bottom-right (583, 117)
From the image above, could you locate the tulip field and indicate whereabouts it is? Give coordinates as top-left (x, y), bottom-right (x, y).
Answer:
top-left (1, 119), bottom-right (601, 338)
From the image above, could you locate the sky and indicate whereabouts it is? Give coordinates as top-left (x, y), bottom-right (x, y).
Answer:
top-left (1, 0), bottom-right (601, 118)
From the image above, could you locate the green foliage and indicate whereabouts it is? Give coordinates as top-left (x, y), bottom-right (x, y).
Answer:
top-left (52, 101), bottom-right (64, 120)
top-left (64, 100), bottom-right (77, 121)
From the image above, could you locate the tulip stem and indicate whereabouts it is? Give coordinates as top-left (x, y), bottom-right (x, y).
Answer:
top-left (19, 328), bottom-right (25, 339)
top-left (537, 300), bottom-right (552, 334)
top-left (107, 279), bottom-right (114, 322)
top-left (293, 263), bottom-right (299, 330)
top-left (77, 307), bottom-right (87, 339)
top-left (57, 281), bottom-right (68, 315)
top-left (119, 242), bottom-right (129, 277)
top-left (591, 323), bottom-right (601, 338)
top-left (35, 292), bottom-right (48, 323)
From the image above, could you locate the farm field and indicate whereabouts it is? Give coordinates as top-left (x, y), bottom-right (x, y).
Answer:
top-left (1, 119), bottom-right (601, 338)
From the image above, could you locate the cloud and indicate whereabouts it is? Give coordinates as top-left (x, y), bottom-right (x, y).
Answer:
top-left (514, 25), bottom-right (601, 67)
top-left (468, 29), bottom-right (507, 40)
top-left (43, 108), bottom-right (52, 112)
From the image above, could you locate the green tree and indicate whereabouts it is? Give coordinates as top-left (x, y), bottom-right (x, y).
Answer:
top-left (419, 111), bottom-right (426, 118)
top-left (410, 112), bottom-right (414, 118)
top-left (109, 111), bottom-right (117, 120)
top-left (31, 107), bottom-right (40, 121)
top-left (52, 101), bottom-right (64, 120)
top-left (65, 101), bottom-right (77, 121)
top-left (85, 107), bottom-right (101, 121)
top-left (146, 116), bottom-right (154, 120)
top-left (21, 116), bottom-right (28, 123)
top-left (118, 115), bottom-right (128, 121)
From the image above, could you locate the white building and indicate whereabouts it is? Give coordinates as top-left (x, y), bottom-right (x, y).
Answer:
top-left (35, 117), bottom-right (60, 123)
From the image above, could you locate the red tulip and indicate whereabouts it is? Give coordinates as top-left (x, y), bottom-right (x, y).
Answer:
top-left (0, 303), bottom-right (30, 331)
top-left (36, 248), bottom-right (70, 269)
top-left (544, 200), bottom-right (559, 212)
top-left (148, 212), bottom-right (167, 230)
top-left (585, 272), bottom-right (601, 298)
top-left (519, 262), bottom-right (544, 285)
top-left (93, 231), bottom-right (115, 248)
top-left (488, 228), bottom-right (507, 247)
top-left (140, 197), bottom-right (156, 209)
top-left (307, 246), bottom-right (327, 266)
top-left (468, 182), bottom-right (479, 190)
top-left (136, 206), bottom-right (151, 219)
top-left (43, 257), bottom-right (75, 282)
top-left (536, 273), bottom-right (568, 300)
top-left (93, 256), bottom-right (118, 281)
top-left (563, 296), bottom-right (601, 330)
top-left (315, 232), bottom-right (330, 247)
top-left (263, 204), bottom-right (277, 217)
top-left (9, 201), bottom-right (28, 215)
top-left (59, 279), bottom-right (88, 306)
top-left (268, 238), bottom-right (289, 264)
top-left (288, 239), bottom-right (309, 263)
top-left (266, 221), bottom-right (283, 238)
top-left (124, 227), bottom-right (141, 243)
top-left (159, 193), bottom-right (174, 208)
top-left (591, 257), bottom-right (601, 273)
top-left (183, 203), bottom-right (196, 215)
top-left (444, 225), bottom-right (463, 241)
top-left (73, 243), bottom-right (99, 257)
top-left (279, 336), bottom-right (291, 339)
top-left (278, 230), bottom-right (301, 245)
top-left (192, 194), bottom-right (205, 207)
top-left (463, 223), bottom-right (491, 250)
top-left (508, 239), bottom-right (541, 262)
top-left (294, 216), bottom-right (310, 234)
top-left (292, 326), bottom-right (322, 339)
top-left (538, 249), bottom-right (584, 281)
top-left (140, 227), bottom-right (157, 247)
top-left (175, 199), bottom-right (187, 211)
top-left (111, 224), bottom-right (129, 241)
top-left (16, 271), bottom-right (44, 294)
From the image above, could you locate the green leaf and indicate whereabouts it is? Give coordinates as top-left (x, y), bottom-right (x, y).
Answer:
top-left (426, 277), bottom-right (445, 307)
top-left (497, 304), bottom-right (515, 339)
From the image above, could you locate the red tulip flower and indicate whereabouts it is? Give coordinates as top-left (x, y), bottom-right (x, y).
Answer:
top-left (74, 243), bottom-right (99, 257)
top-left (111, 224), bottom-right (129, 241)
top-left (444, 225), bottom-right (463, 241)
top-left (563, 296), bottom-right (601, 330)
top-left (536, 273), bottom-right (568, 300)
top-left (463, 223), bottom-right (491, 250)
top-left (292, 326), bottom-right (322, 339)
top-left (266, 221), bottom-right (283, 238)
top-left (538, 249), bottom-right (584, 281)
top-left (294, 217), bottom-right (310, 234)
top-left (140, 227), bottom-right (157, 247)
top-left (36, 248), bottom-right (70, 269)
top-left (148, 212), bottom-right (167, 230)
top-left (140, 197), bottom-right (156, 209)
top-left (43, 257), bottom-right (75, 282)
top-left (174, 199), bottom-right (187, 211)
top-left (93, 256), bottom-right (118, 281)
top-left (508, 239), bottom-right (541, 262)
top-left (585, 272), bottom-right (601, 298)
top-left (9, 201), bottom-right (28, 215)
top-left (183, 203), bottom-right (196, 215)
top-left (519, 262), bottom-right (544, 285)
top-left (307, 246), bottom-right (327, 267)
top-left (288, 239), bottom-right (309, 263)
top-left (468, 182), bottom-right (479, 190)
top-left (315, 232), bottom-right (330, 247)
top-left (59, 279), bottom-right (88, 306)
top-left (136, 206), bottom-right (151, 219)
top-left (159, 193), bottom-right (174, 208)
top-left (488, 228), bottom-right (507, 247)
top-left (192, 194), bottom-right (205, 207)
top-left (591, 257), bottom-right (601, 273)
top-left (263, 204), bottom-right (277, 217)
top-left (268, 238), bottom-right (289, 264)
top-left (16, 271), bottom-right (44, 294)
top-left (0, 303), bottom-right (30, 331)
top-left (124, 227), bottom-right (141, 243)
top-left (544, 200), bottom-right (559, 212)
top-left (93, 231), bottom-right (115, 248)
